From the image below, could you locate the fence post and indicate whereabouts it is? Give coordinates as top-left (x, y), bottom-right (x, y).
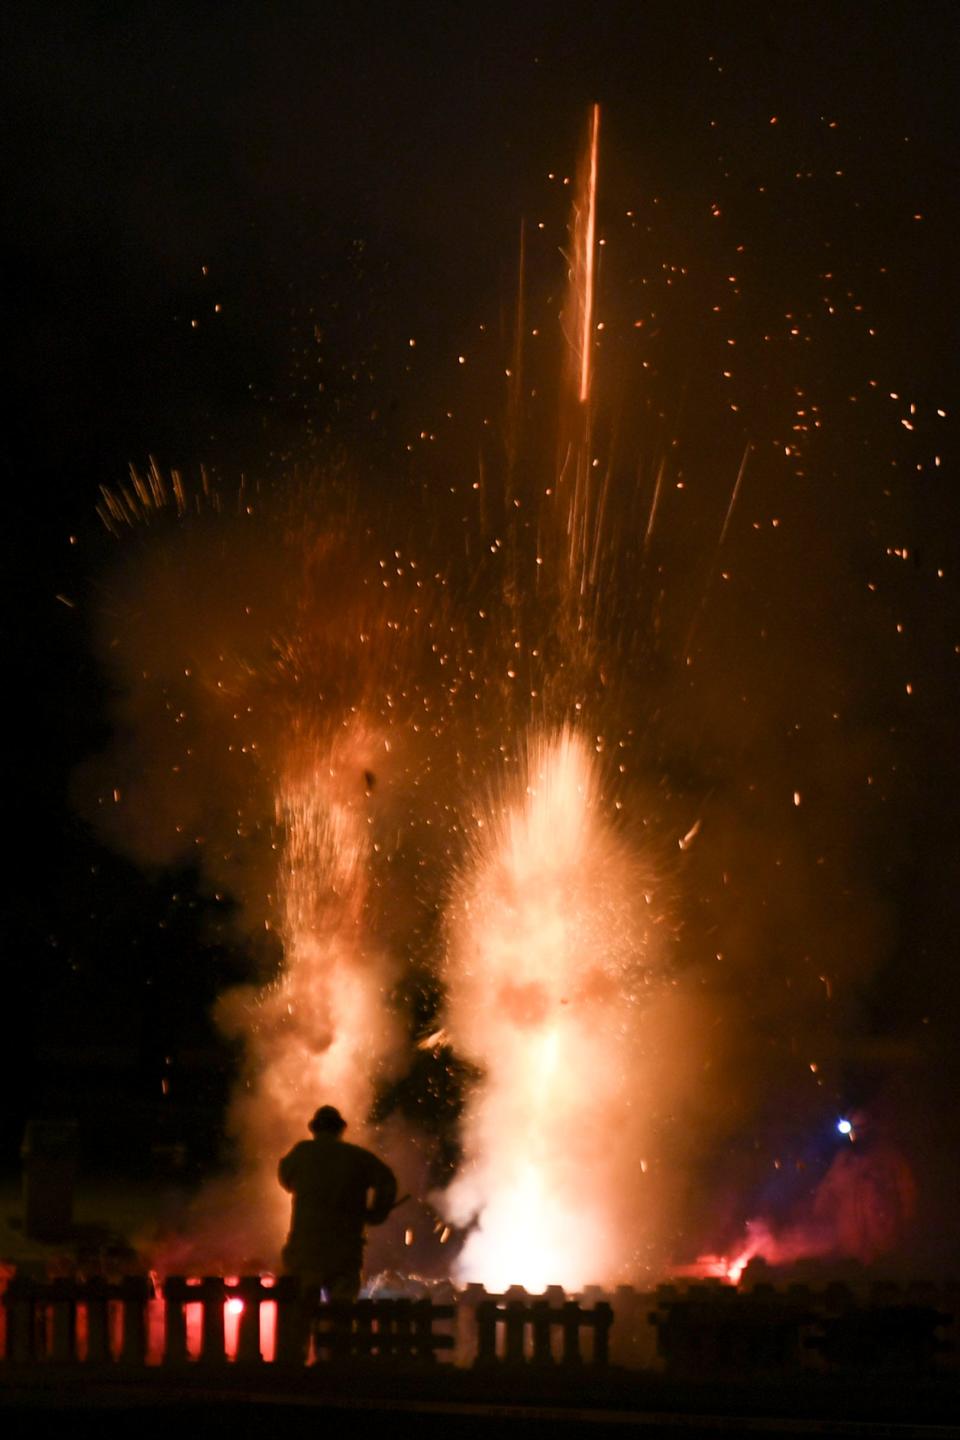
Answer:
top-left (315, 1299), bottom-right (350, 1361)
top-left (200, 1276), bottom-right (226, 1364)
top-left (50, 1277), bottom-right (76, 1362)
top-left (593, 1301), bottom-right (613, 1367)
top-left (413, 1298), bottom-right (445, 1363)
top-left (504, 1301), bottom-right (525, 1364)
top-left (457, 1284), bottom-right (484, 1367)
top-left (235, 1276), bottom-right (263, 1364)
top-left (6, 1276), bottom-right (37, 1363)
top-left (394, 1298), bottom-right (414, 1360)
top-left (560, 1300), bottom-right (582, 1366)
top-left (85, 1276), bottom-right (110, 1363)
top-left (354, 1298), bottom-right (375, 1358)
top-left (163, 1277), bottom-right (188, 1364)
top-left (475, 1299), bottom-right (497, 1365)
top-left (120, 1275), bottom-right (149, 1365)
top-left (273, 1275), bottom-right (303, 1365)
top-left (531, 1299), bottom-right (553, 1367)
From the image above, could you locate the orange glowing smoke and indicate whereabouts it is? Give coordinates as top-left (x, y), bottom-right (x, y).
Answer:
top-left (218, 724), bottom-right (407, 1248)
top-left (438, 729), bottom-right (675, 1292)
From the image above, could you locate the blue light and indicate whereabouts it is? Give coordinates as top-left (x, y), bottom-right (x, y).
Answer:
top-left (837, 1118), bottom-right (853, 1136)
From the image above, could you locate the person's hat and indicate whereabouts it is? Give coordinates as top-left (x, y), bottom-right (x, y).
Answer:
top-left (309, 1105), bottom-right (347, 1134)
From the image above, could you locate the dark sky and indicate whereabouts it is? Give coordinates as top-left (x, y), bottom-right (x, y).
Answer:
top-left (2, 1), bottom-right (958, 1226)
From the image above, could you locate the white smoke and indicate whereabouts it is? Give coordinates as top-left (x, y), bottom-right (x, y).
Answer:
top-left (439, 728), bottom-right (696, 1290)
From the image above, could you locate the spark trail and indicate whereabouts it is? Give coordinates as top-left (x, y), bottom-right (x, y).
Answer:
top-left (436, 106), bottom-right (681, 1290)
top-left (578, 103), bottom-right (601, 405)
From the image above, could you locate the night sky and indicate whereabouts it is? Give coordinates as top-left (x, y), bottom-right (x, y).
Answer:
top-left (2, 2), bottom-right (959, 1261)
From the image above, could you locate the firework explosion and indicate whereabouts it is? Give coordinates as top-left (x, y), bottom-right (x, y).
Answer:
top-left (439, 727), bottom-right (681, 1290)
top-left (79, 99), bottom-right (946, 1287)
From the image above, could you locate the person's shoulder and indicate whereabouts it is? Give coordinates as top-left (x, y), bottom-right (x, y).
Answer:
top-left (340, 1139), bottom-right (389, 1169)
top-left (282, 1139), bottom-right (313, 1162)
top-left (338, 1139), bottom-right (374, 1161)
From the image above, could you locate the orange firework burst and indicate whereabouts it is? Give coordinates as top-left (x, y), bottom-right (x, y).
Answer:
top-left (439, 728), bottom-right (672, 1290)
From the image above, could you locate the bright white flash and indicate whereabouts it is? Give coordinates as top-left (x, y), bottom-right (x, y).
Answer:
top-left (439, 727), bottom-right (670, 1290)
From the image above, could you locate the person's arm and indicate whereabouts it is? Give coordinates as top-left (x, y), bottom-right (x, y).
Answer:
top-left (278, 1143), bottom-right (301, 1192)
top-left (364, 1155), bottom-right (398, 1225)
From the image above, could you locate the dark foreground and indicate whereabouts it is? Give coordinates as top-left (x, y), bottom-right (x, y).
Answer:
top-left (3, 1366), bottom-right (960, 1439)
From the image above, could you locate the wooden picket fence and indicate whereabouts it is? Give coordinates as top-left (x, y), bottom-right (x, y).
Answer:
top-left (4, 1273), bottom-right (954, 1376)
top-left (3, 1274), bottom-right (152, 1365)
top-left (311, 1297), bottom-right (455, 1362)
top-left (648, 1280), bottom-right (954, 1377)
top-left (474, 1294), bottom-right (613, 1367)
top-left (0, 1275), bottom-right (456, 1367)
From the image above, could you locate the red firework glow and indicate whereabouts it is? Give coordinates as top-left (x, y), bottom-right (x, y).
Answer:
top-left (690, 1130), bottom-right (918, 1285)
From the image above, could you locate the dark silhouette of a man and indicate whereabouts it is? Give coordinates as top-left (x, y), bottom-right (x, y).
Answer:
top-left (279, 1105), bottom-right (398, 1300)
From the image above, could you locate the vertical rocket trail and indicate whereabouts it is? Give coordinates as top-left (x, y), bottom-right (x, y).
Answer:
top-left (579, 103), bottom-right (601, 406)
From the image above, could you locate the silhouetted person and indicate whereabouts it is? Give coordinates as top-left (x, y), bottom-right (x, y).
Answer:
top-left (279, 1105), bottom-right (397, 1300)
